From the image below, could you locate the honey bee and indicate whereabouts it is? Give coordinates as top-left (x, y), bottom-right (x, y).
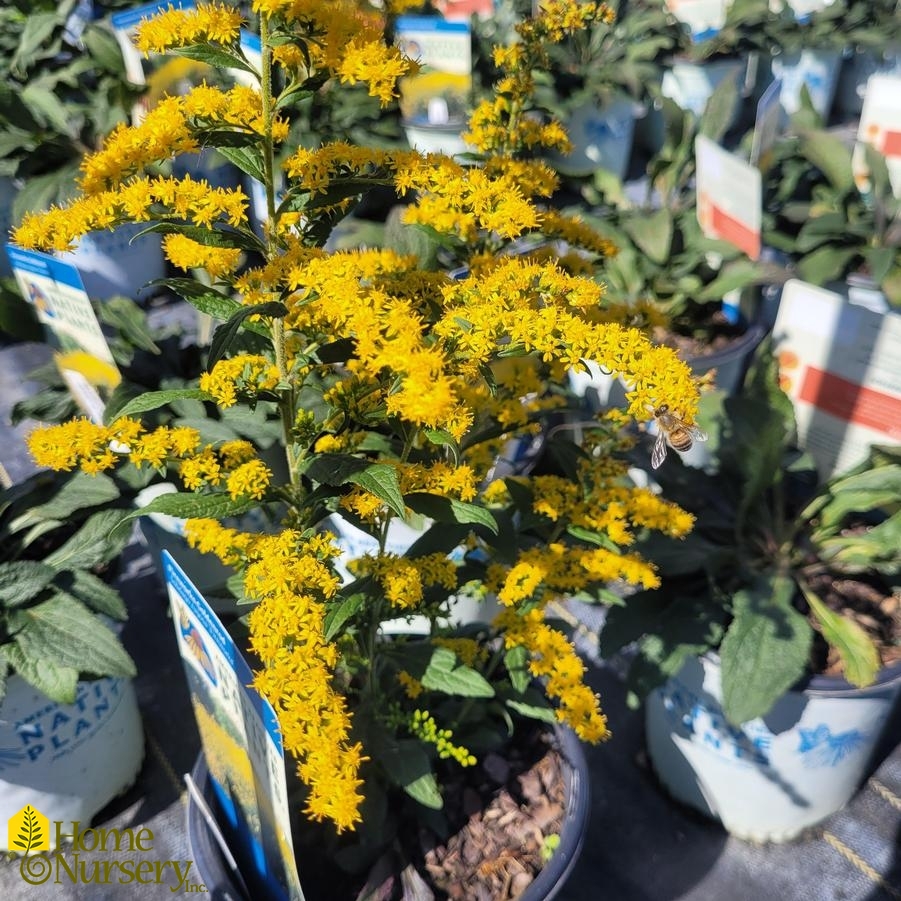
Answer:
top-left (650, 404), bottom-right (708, 469)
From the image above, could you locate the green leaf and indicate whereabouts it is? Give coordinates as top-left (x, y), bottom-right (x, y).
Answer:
top-left (215, 145), bottom-right (266, 184)
top-left (7, 471), bottom-right (120, 533)
top-left (719, 576), bottom-right (812, 725)
top-left (799, 582), bottom-right (879, 688)
top-left (799, 129), bottom-right (854, 192)
top-left (565, 525), bottom-right (619, 552)
top-left (0, 561), bottom-right (57, 607)
top-left (380, 740), bottom-right (443, 809)
top-left (324, 592), bottom-right (366, 642)
top-left (20, 85), bottom-right (71, 135)
top-left (504, 645), bottom-right (530, 694)
top-left (7, 593), bottom-right (135, 703)
top-left (132, 491), bottom-right (255, 524)
top-left (135, 221), bottom-right (264, 254)
top-left (104, 388), bottom-right (211, 424)
top-left (4, 643), bottom-right (78, 705)
top-left (505, 697), bottom-right (556, 724)
top-left (171, 43), bottom-right (259, 77)
top-left (404, 494), bottom-right (498, 535)
top-left (98, 297), bottom-right (160, 355)
top-left (208, 301), bottom-right (287, 370)
top-left (302, 455), bottom-right (406, 517)
top-left (424, 429), bottom-right (460, 466)
top-left (43, 509), bottom-right (134, 571)
top-left (622, 208), bottom-right (672, 265)
top-left (699, 72), bottom-right (739, 144)
top-left (64, 569), bottom-right (127, 620)
top-left (421, 647), bottom-right (494, 697)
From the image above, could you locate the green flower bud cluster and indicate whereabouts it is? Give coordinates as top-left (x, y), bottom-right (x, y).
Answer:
top-left (410, 709), bottom-right (477, 767)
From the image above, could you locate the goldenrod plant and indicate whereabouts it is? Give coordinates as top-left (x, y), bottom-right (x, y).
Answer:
top-left (15, 0), bottom-right (703, 869)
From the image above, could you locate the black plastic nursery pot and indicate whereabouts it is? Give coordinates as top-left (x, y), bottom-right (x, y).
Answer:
top-left (686, 322), bottom-right (767, 396)
top-left (186, 723), bottom-right (591, 901)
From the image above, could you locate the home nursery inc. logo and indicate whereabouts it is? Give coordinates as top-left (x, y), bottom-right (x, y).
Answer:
top-left (7, 806), bottom-right (204, 893)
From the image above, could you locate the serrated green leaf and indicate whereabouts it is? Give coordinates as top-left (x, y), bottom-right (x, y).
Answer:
top-left (133, 491), bottom-right (255, 524)
top-left (719, 576), bottom-right (812, 725)
top-left (404, 494), bottom-right (498, 535)
top-left (104, 388), bottom-right (211, 423)
top-left (346, 464), bottom-right (406, 518)
top-left (7, 471), bottom-right (120, 533)
top-left (421, 647), bottom-right (494, 697)
top-left (324, 592), bottom-right (366, 642)
top-left (799, 582), bottom-right (879, 688)
top-left (4, 642), bottom-right (78, 705)
top-left (7, 593), bottom-right (135, 703)
top-left (44, 509), bottom-right (134, 571)
top-left (0, 561), bottom-right (57, 607)
top-left (64, 569), bottom-right (127, 620)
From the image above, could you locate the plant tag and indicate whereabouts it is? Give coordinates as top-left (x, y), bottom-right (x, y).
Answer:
top-left (664, 0), bottom-right (730, 41)
top-left (695, 135), bottom-right (762, 260)
top-left (853, 73), bottom-right (901, 198)
top-left (163, 552), bottom-right (305, 901)
top-left (773, 280), bottom-right (901, 478)
top-left (750, 77), bottom-right (783, 168)
top-left (395, 17), bottom-right (472, 128)
top-left (110, 0), bottom-right (199, 123)
top-left (4, 245), bottom-right (120, 423)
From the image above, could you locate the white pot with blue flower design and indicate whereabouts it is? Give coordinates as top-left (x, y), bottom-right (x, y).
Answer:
top-left (549, 96), bottom-right (641, 180)
top-left (645, 653), bottom-right (901, 842)
top-left (769, 47), bottom-right (843, 122)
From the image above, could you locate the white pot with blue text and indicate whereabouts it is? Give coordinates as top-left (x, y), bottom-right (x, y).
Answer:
top-left (0, 674), bottom-right (144, 850)
top-left (645, 653), bottom-right (901, 842)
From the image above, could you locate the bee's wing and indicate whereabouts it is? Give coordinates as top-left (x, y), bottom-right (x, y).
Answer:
top-left (651, 431), bottom-right (668, 469)
top-left (688, 425), bottom-right (708, 442)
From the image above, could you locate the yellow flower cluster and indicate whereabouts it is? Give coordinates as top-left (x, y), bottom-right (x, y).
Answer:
top-left (13, 176), bottom-right (248, 252)
top-left (134, 2), bottom-right (243, 53)
top-left (355, 552), bottom-right (458, 610)
top-left (199, 354), bottom-right (281, 408)
top-left (337, 41), bottom-right (417, 106)
top-left (283, 143), bottom-right (392, 196)
top-left (26, 418), bottom-right (201, 475)
top-left (242, 530), bottom-right (365, 832)
top-left (409, 709), bottom-right (477, 767)
top-left (497, 608), bottom-right (608, 743)
top-left (163, 234), bottom-right (242, 281)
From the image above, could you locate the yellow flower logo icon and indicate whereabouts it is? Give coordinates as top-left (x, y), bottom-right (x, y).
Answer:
top-left (8, 806), bottom-right (51, 885)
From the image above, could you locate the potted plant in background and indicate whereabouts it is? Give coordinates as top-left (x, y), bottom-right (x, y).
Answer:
top-left (0, 466), bottom-right (143, 846)
top-left (0, 0), bottom-right (163, 299)
top-left (572, 76), bottom-right (787, 407)
top-left (636, 0), bottom-right (768, 155)
top-left (11, 0), bottom-right (708, 896)
top-left (531, 0), bottom-right (683, 181)
top-left (762, 114), bottom-right (901, 310)
top-left (833, 0), bottom-right (901, 119)
top-left (600, 347), bottom-right (901, 842)
top-left (759, 0), bottom-right (856, 125)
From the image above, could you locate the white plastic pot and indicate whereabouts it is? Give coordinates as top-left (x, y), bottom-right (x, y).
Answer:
top-left (638, 57), bottom-right (747, 155)
top-left (645, 653), bottom-right (901, 842)
top-left (56, 222), bottom-right (165, 303)
top-left (769, 48), bottom-right (843, 121)
top-left (549, 97), bottom-right (640, 179)
top-left (0, 674), bottom-right (144, 849)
